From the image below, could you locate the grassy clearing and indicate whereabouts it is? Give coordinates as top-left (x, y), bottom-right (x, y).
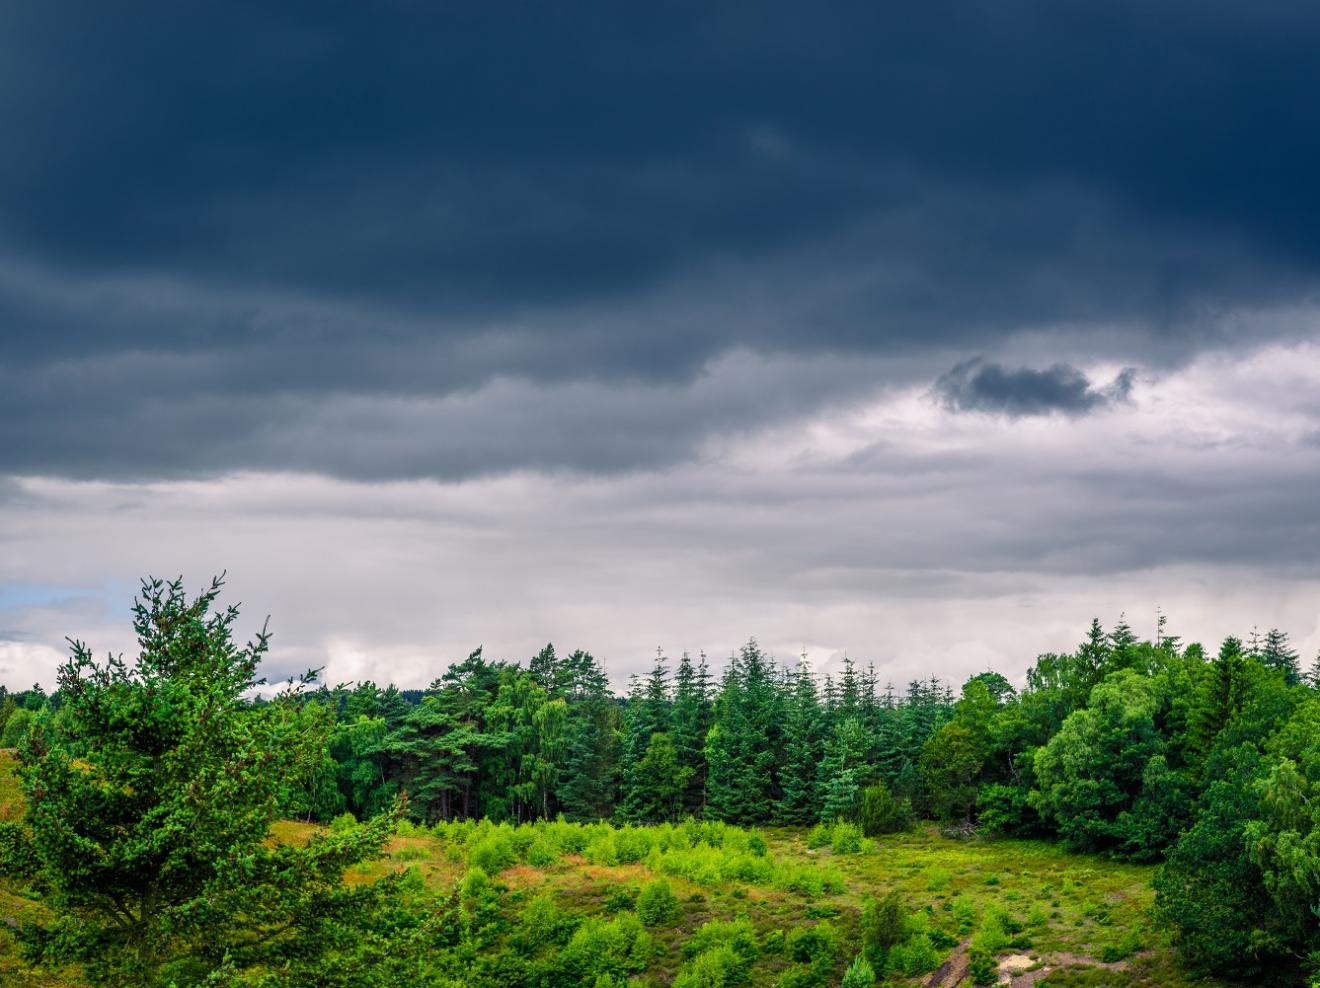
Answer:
top-left (0, 752), bottom-right (1220, 987)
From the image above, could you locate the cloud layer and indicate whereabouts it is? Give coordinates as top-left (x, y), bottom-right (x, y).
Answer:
top-left (3, 2), bottom-right (1320, 686)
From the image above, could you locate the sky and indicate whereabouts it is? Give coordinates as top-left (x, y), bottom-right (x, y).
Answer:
top-left (4, 1), bottom-right (1320, 692)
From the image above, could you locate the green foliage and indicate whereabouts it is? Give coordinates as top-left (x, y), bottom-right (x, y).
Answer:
top-left (785, 921), bottom-right (838, 964)
top-left (673, 945), bottom-right (752, 988)
top-left (841, 954), bottom-right (876, 987)
top-left (635, 877), bottom-right (681, 927)
top-left (886, 933), bottom-right (942, 976)
top-left (14, 577), bottom-right (403, 988)
top-left (1031, 670), bottom-right (1168, 855)
top-left (830, 820), bottom-right (864, 854)
top-left (967, 950), bottom-right (997, 985)
top-left (1, 706), bottom-right (35, 748)
top-left (857, 781), bottom-right (910, 836)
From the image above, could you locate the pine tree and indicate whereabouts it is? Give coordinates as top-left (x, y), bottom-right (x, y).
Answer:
top-left (557, 650), bottom-right (620, 821)
top-left (1109, 613), bottom-right (1139, 670)
top-left (817, 716), bottom-right (873, 822)
top-left (16, 576), bottom-right (400, 986)
top-left (776, 659), bottom-right (824, 825)
top-left (1076, 618), bottom-right (1109, 694)
top-left (1260, 628), bottom-right (1301, 685)
top-left (670, 650), bottom-right (713, 816)
top-left (619, 650), bottom-right (672, 821)
top-left (1190, 635), bottom-right (1247, 758)
top-left (704, 640), bottom-right (780, 824)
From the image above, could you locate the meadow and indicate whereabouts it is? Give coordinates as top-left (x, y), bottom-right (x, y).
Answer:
top-left (0, 752), bottom-right (1217, 988)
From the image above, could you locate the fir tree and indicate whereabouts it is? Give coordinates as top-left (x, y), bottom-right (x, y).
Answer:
top-left (1260, 628), bottom-right (1301, 685)
top-left (776, 658), bottom-right (824, 825)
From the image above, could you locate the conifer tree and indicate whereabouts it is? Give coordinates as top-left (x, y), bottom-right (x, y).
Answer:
top-left (705, 640), bottom-right (780, 824)
top-left (1260, 628), bottom-right (1301, 685)
top-left (670, 650), bottom-right (713, 815)
top-left (776, 659), bottom-right (824, 824)
top-left (16, 576), bottom-right (400, 987)
top-left (817, 715), bottom-right (874, 822)
top-left (619, 650), bottom-right (672, 821)
top-left (557, 650), bottom-right (620, 821)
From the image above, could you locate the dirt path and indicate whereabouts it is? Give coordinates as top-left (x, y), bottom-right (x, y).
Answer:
top-left (924, 943), bottom-right (1135, 987)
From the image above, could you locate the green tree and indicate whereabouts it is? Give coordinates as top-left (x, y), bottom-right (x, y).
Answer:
top-left (15, 576), bottom-right (399, 987)
top-left (776, 660), bottom-right (824, 825)
top-left (705, 640), bottom-right (780, 824)
top-left (1031, 670), bottom-right (1164, 854)
top-left (1259, 627), bottom-right (1301, 685)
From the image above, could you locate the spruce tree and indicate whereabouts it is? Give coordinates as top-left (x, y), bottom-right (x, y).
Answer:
top-left (1260, 628), bottom-right (1301, 685)
top-left (557, 650), bottom-right (620, 821)
top-left (16, 576), bottom-right (400, 987)
top-left (670, 650), bottom-right (713, 816)
top-left (619, 650), bottom-right (672, 821)
top-left (776, 659), bottom-right (824, 824)
top-left (705, 640), bottom-right (780, 824)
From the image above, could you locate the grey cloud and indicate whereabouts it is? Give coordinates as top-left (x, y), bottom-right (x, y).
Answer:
top-left (933, 359), bottom-right (1136, 417)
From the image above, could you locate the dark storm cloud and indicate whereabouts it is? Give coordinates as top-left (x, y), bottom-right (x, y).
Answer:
top-left (934, 359), bottom-right (1136, 417)
top-left (4, 0), bottom-right (1320, 479)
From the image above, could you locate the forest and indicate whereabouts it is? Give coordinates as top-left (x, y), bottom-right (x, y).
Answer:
top-left (1, 576), bottom-right (1318, 987)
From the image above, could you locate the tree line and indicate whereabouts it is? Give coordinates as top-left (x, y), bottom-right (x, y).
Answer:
top-left (4, 579), bottom-right (1320, 983)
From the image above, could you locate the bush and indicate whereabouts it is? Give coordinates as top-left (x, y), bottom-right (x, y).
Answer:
top-left (328, 811), bottom-right (358, 832)
top-left (841, 954), bottom-right (877, 987)
top-left (830, 821), bottom-right (864, 855)
top-left (886, 933), bottom-right (941, 977)
top-left (967, 949), bottom-right (997, 985)
top-left (558, 913), bottom-right (654, 983)
top-left (470, 832), bottom-right (518, 873)
top-left (786, 921), bottom-right (838, 964)
top-left (976, 783), bottom-right (1038, 836)
top-left (685, 918), bottom-right (759, 968)
top-left (857, 783), bottom-right (911, 836)
top-left (777, 968), bottom-right (827, 988)
top-left (0, 822), bottom-right (37, 879)
top-left (806, 823), bottom-right (831, 849)
top-left (673, 945), bottom-right (751, 988)
top-left (636, 878), bottom-right (682, 927)
top-left (860, 890), bottom-right (905, 963)
top-left (526, 835), bottom-right (559, 867)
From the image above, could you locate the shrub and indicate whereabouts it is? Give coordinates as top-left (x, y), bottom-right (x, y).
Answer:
top-left (328, 811), bottom-right (358, 832)
top-left (925, 866), bottom-right (951, 891)
top-left (470, 832), bottom-right (518, 873)
top-left (685, 917), bottom-right (759, 967)
top-left (951, 895), bottom-right (978, 935)
top-left (886, 934), bottom-right (941, 977)
top-left (636, 878), bottom-right (682, 927)
top-left (977, 783), bottom-right (1038, 836)
top-left (967, 949), bottom-right (997, 985)
top-left (777, 967), bottom-right (827, 988)
top-left (673, 945), bottom-right (751, 988)
top-left (830, 821), bottom-right (864, 855)
top-left (512, 892), bottom-right (579, 953)
top-left (615, 826), bottom-right (654, 863)
top-left (841, 954), bottom-right (877, 987)
top-left (860, 890), bottom-right (906, 963)
top-left (857, 783), bottom-right (911, 836)
top-left (586, 830), bottom-right (619, 866)
top-left (970, 905), bottom-right (1011, 956)
top-left (786, 921), bottom-right (838, 964)
top-left (0, 822), bottom-right (37, 879)
top-left (806, 823), bottom-right (831, 849)
top-left (558, 913), bottom-right (654, 983)
top-left (526, 835), bottom-right (559, 867)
